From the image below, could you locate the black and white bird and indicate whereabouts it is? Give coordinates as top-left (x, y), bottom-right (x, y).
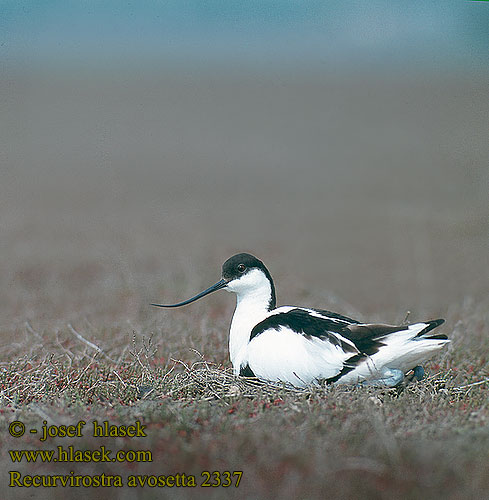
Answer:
top-left (152, 253), bottom-right (449, 387)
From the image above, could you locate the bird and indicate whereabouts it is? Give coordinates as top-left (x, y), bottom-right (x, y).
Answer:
top-left (152, 253), bottom-right (449, 387)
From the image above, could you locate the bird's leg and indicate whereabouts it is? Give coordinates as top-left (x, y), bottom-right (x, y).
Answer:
top-left (361, 367), bottom-right (405, 387)
top-left (405, 365), bottom-right (425, 384)
top-left (413, 365), bottom-right (425, 380)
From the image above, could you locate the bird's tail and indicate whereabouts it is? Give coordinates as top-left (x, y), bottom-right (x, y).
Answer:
top-left (414, 319), bottom-right (448, 340)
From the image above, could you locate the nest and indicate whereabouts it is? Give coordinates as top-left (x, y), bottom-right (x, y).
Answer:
top-left (147, 359), bottom-right (324, 402)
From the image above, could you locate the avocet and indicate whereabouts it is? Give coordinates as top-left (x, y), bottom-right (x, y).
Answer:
top-left (152, 253), bottom-right (449, 387)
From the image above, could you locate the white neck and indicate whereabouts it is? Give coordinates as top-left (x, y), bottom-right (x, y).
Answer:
top-left (225, 269), bottom-right (274, 371)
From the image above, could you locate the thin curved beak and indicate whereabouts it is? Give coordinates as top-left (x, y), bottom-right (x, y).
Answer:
top-left (151, 278), bottom-right (228, 308)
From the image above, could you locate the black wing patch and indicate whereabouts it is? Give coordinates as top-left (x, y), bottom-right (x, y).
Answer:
top-left (343, 323), bottom-right (405, 354)
top-left (310, 308), bottom-right (361, 325)
top-left (414, 318), bottom-right (445, 338)
top-left (250, 308), bottom-right (359, 353)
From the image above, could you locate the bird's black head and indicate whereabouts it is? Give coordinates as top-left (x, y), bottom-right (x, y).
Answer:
top-left (222, 253), bottom-right (267, 280)
top-left (222, 253), bottom-right (276, 309)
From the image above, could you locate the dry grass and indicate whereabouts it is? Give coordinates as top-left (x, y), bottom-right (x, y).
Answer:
top-left (1, 300), bottom-right (488, 500)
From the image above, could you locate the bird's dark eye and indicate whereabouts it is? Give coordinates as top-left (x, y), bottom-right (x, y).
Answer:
top-left (237, 264), bottom-right (246, 273)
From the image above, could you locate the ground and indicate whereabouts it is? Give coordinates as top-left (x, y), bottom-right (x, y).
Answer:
top-left (1, 67), bottom-right (488, 499)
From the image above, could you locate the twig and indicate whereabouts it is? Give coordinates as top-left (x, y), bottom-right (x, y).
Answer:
top-left (454, 378), bottom-right (489, 391)
top-left (170, 358), bottom-right (190, 371)
top-left (71, 351), bottom-right (100, 384)
top-left (189, 348), bottom-right (205, 359)
top-left (112, 370), bottom-right (129, 388)
top-left (141, 387), bottom-right (155, 400)
top-left (402, 310), bottom-right (411, 325)
top-left (68, 324), bottom-right (115, 363)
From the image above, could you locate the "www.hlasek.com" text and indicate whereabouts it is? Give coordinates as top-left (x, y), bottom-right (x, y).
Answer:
top-left (9, 446), bottom-right (152, 463)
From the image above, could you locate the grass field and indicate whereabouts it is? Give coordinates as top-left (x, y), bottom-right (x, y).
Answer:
top-left (1, 68), bottom-right (489, 499)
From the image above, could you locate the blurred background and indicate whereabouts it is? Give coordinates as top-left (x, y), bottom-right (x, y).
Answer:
top-left (1, 1), bottom-right (488, 344)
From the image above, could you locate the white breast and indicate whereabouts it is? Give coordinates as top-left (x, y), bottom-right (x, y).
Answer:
top-left (225, 268), bottom-right (276, 371)
top-left (245, 326), bottom-right (352, 386)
